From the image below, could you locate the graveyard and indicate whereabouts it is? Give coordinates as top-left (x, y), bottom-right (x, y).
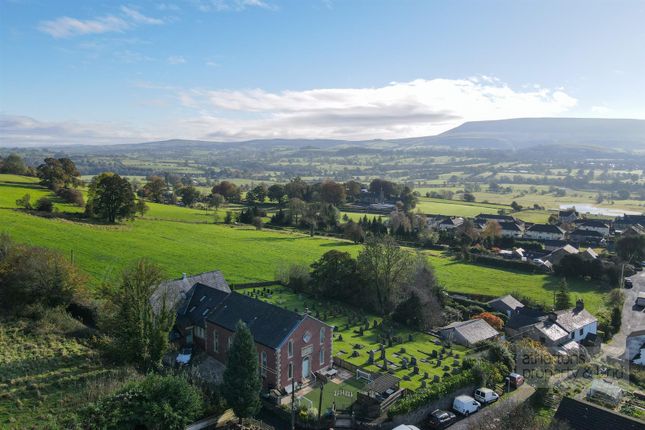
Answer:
top-left (244, 285), bottom-right (470, 393)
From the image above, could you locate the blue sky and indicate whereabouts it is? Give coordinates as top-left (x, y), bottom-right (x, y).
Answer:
top-left (1, 0), bottom-right (644, 146)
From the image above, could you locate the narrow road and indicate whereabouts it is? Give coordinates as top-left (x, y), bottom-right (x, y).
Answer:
top-left (602, 271), bottom-right (645, 359)
top-left (446, 384), bottom-right (535, 430)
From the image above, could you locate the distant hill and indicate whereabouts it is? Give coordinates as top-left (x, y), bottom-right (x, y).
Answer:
top-left (400, 118), bottom-right (645, 150)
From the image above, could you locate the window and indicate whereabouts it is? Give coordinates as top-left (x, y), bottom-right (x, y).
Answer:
top-left (288, 362), bottom-right (293, 379)
top-left (228, 336), bottom-right (233, 351)
top-left (260, 351), bottom-right (267, 377)
top-left (189, 306), bottom-right (196, 313)
top-left (319, 348), bottom-right (324, 365)
top-left (194, 326), bottom-right (204, 339)
top-left (202, 308), bottom-right (210, 316)
top-left (288, 339), bottom-right (293, 358)
top-left (199, 295), bottom-right (206, 302)
top-left (213, 333), bottom-right (219, 352)
top-left (319, 327), bottom-right (325, 345)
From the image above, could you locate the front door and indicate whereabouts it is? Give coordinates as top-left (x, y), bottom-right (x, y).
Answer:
top-left (186, 328), bottom-right (194, 346)
top-left (302, 356), bottom-right (310, 379)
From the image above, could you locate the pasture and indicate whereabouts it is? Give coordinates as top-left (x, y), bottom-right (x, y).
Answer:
top-left (0, 174), bottom-right (609, 313)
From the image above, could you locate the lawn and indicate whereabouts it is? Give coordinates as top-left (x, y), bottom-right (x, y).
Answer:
top-left (0, 320), bottom-right (134, 428)
top-left (425, 251), bottom-right (607, 314)
top-left (251, 285), bottom-right (469, 392)
top-left (303, 378), bottom-right (365, 413)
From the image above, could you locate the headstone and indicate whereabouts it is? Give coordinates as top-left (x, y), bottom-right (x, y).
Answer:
top-left (433, 375), bottom-right (440, 383)
top-left (368, 350), bottom-right (375, 364)
top-left (431, 350), bottom-right (438, 358)
top-left (410, 357), bottom-right (417, 366)
top-left (401, 358), bottom-right (408, 369)
top-left (380, 347), bottom-right (386, 361)
top-left (351, 350), bottom-right (359, 358)
top-left (413, 366), bottom-right (419, 375)
top-left (423, 371), bottom-right (429, 379)
top-left (408, 334), bottom-right (414, 342)
top-left (453, 359), bottom-right (459, 367)
top-left (455, 353), bottom-right (460, 359)
top-left (338, 334), bottom-right (343, 341)
top-left (403, 375), bottom-right (410, 381)
top-left (399, 347), bottom-right (406, 354)
top-left (421, 380), bottom-right (427, 388)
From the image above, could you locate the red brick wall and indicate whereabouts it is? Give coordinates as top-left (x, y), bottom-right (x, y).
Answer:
top-left (204, 316), bottom-right (333, 390)
top-left (276, 316), bottom-right (332, 389)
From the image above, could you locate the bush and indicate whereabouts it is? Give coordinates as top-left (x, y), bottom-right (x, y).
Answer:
top-left (35, 197), bottom-right (54, 212)
top-left (388, 370), bottom-right (474, 417)
top-left (78, 374), bottom-right (204, 430)
top-left (0, 234), bottom-right (86, 314)
top-left (57, 187), bottom-right (85, 206)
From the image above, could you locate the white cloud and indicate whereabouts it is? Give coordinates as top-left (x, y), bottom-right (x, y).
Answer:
top-left (0, 77), bottom-right (579, 146)
top-left (167, 55), bottom-right (187, 64)
top-left (0, 115), bottom-right (155, 146)
top-left (120, 6), bottom-right (164, 25)
top-left (38, 16), bottom-right (130, 38)
top-left (192, 0), bottom-right (275, 12)
top-left (172, 78), bottom-right (578, 140)
top-left (39, 6), bottom-right (164, 38)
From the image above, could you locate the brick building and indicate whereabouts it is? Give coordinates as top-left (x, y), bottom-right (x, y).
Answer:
top-left (175, 282), bottom-right (333, 391)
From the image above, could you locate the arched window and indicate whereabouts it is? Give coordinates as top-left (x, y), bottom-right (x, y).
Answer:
top-left (319, 327), bottom-right (325, 345)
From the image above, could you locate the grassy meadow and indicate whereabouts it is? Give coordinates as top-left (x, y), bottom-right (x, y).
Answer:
top-left (0, 174), bottom-right (609, 313)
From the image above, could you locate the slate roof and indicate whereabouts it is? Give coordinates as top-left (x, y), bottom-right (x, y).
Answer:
top-left (488, 295), bottom-right (524, 313)
top-left (440, 319), bottom-right (498, 345)
top-left (534, 320), bottom-right (569, 342)
top-left (506, 307), bottom-right (548, 330)
top-left (615, 214), bottom-right (645, 226)
top-left (570, 229), bottom-right (605, 238)
top-left (153, 270), bottom-right (231, 312)
top-left (476, 213), bottom-right (517, 222)
top-left (499, 221), bottom-right (523, 231)
top-left (578, 220), bottom-right (610, 228)
top-left (206, 292), bottom-right (308, 348)
top-left (559, 208), bottom-right (578, 216)
top-left (178, 283), bottom-right (230, 329)
top-left (439, 217), bottom-right (463, 226)
top-left (527, 224), bottom-right (565, 234)
top-left (554, 397), bottom-right (644, 430)
top-left (555, 307), bottom-right (598, 333)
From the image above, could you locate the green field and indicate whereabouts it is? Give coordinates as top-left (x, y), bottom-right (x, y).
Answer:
top-left (0, 174), bottom-right (609, 313)
top-left (251, 286), bottom-right (469, 392)
top-left (415, 197), bottom-right (509, 217)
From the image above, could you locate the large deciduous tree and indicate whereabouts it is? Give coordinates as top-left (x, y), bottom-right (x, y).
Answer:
top-left (357, 235), bottom-right (412, 315)
top-left (143, 176), bottom-right (167, 203)
top-left (222, 320), bottom-right (261, 423)
top-left (87, 173), bottom-right (136, 223)
top-left (310, 250), bottom-right (359, 299)
top-left (177, 186), bottom-right (201, 206)
top-left (616, 235), bottom-right (645, 263)
top-left (211, 181), bottom-right (240, 201)
top-left (0, 153), bottom-right (28, 175)
top-left (320, 180), bottom-right (346, 205)
top-left (37, 157), bottom-right (80, 191)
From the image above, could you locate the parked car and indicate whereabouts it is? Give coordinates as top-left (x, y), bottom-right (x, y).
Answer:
top-left (474, 387), bottom-right (499, 404)
top-left (428, 409), bottom-right (457, 429)
top-left (625, 278), bottom-right (634, 289)
top-left (392, 425), bottom-right (421, 430)
top-left (175, 346), bottom-right (193, 366)
top-left (452, 395), bottom-right (481, 416)
top-left (506, 373), bottom-right (525, 389)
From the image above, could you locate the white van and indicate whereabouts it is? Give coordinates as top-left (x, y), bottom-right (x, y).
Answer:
top-left (474, 387), bottom-right (499, 404)
top-left (452, 395), bottom-right (481, 416)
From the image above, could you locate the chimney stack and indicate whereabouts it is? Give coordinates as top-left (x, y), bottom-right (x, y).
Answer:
top-left (576, 299), bottom-right (584, 310)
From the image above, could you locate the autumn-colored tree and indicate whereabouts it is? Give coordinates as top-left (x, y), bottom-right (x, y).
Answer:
top-left (473, 312), bottom-right (504, 331)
